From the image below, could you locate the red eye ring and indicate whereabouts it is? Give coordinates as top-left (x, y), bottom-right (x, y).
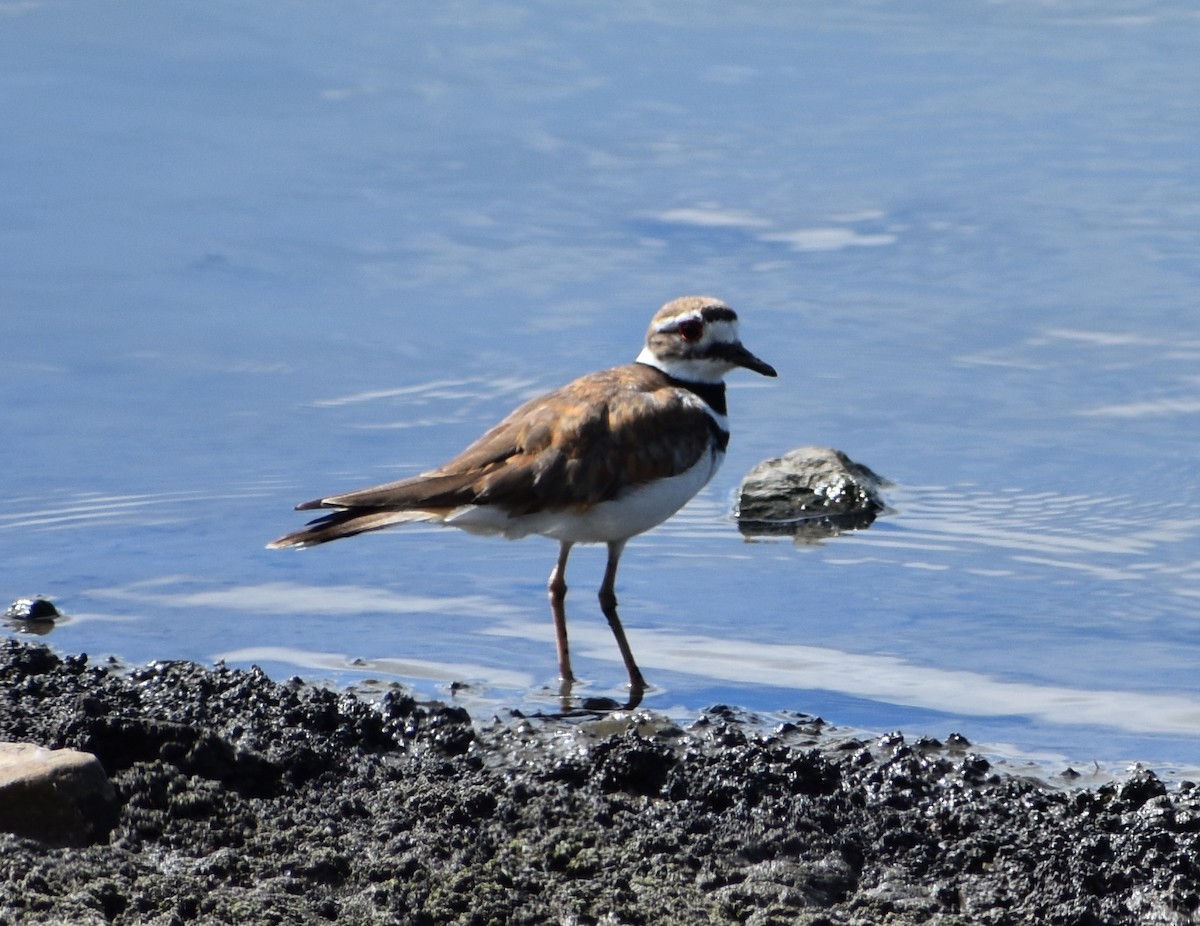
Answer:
top-left (677, 319), bottom-right (703, 342)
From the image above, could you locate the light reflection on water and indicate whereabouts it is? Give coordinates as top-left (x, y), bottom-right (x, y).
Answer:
top-left (217, 645), bottom-right (534, 693)
top-left (4, 456), bottom-right (1200, 777)
top-left (11, 471), bottom-right (1197, 778)
top-left (4, 1), bottom-right (1200, 779)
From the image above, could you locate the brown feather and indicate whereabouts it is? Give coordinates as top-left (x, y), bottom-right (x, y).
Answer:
top-left (267, 363), bottom-right (721, 548)
top-left (266, 509), bottom-right (432, 548)
top-left (426, 363), bottom-right (716, 512)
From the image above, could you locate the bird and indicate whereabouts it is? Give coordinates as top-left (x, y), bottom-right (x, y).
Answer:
top-left (268, 295), bottom-right (777, 698)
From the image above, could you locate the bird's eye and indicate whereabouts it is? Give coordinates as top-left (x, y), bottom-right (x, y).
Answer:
top-left (677, 319), bottom-right (703, 342)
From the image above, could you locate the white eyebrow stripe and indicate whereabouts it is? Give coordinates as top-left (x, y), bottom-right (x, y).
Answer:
top-left (654, 311), bottom-right (703, 333)
top-left (653, 316), bottom-right (739, 344)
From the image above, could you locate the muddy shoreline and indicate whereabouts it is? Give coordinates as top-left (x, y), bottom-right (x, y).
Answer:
top-left (1, 638), bottom-right (1198, 925)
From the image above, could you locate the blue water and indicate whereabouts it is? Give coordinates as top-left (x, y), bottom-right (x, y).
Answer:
top-left (4, 1), bottom-right (1200, 781)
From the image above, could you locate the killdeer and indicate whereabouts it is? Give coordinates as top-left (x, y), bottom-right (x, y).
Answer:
top-left (268, 295), bottom-right (776, 697)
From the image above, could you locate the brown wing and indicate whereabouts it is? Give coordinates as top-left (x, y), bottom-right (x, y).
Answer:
top-left (457, 364), bottom-right (719, 515)
top-left (268, 364), bottom-right (719, 547)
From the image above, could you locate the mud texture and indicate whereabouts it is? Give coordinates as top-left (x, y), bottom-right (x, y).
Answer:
top-left (1, 638), bottom-right (1198, 925)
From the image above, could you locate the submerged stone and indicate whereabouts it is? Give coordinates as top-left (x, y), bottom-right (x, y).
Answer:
top-left (4, 597), bottom-right (60, 622)
top-left (736, 446), bottom-right (889, 541)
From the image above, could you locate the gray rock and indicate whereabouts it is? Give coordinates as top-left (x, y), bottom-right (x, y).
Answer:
top-left (4, 597), bottom-right (60, 622)
top-left (0, 742), bottom-right (118, 847)
top-left (736, 446), bottom-right (889, 540)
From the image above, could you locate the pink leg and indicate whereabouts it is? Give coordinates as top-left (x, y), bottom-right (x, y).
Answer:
top-left (599, 540), bottom-right (646, 692)
top-left (548, 541), bottom-right (574, 683)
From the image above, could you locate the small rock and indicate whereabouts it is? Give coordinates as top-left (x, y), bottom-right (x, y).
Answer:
top-left (0, 743), bottom-right (119, 847)
top-left (736, 447), bottom-right (889, 541)
top-left (4, 598), bottom-right (60, 622)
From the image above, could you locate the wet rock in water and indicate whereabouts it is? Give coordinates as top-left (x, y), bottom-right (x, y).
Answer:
top-left (0, 743), bottom-right (118, 847)
top-left (737, 446), bottom-right (889, 541)
top-left (4, 597), bottom-right (60, 622)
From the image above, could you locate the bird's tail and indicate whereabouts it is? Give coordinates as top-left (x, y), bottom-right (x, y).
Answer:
top-left (266, 508), bottom-right (439, 549)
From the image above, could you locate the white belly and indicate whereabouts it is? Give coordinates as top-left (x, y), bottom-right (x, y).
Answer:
top-left (447, 449), bottom-right (724, 544)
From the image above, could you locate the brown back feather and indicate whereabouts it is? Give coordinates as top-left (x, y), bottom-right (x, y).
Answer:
top-left (276, 363), bottom-right (720, 544)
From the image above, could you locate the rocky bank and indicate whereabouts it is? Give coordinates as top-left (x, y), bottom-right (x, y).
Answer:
top-left (1, 638), bottom-right (1198, 925)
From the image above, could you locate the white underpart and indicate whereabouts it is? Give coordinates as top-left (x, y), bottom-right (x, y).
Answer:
top-left (444, 446), bottom-right (725, 544)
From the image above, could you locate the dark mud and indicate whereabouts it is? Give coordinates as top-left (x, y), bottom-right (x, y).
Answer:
top-left (1, 638), bottom-right (1198, 925)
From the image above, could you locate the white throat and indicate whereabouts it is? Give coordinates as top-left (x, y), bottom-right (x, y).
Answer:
top-left (636, 346), bottom-right (730, 384)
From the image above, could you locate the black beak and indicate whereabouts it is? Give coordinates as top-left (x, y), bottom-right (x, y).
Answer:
top-left (721, 341), bottom-right (778, 377)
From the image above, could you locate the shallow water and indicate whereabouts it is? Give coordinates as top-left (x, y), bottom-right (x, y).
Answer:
top-left (3, 1), bottom-right (1200, 779)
